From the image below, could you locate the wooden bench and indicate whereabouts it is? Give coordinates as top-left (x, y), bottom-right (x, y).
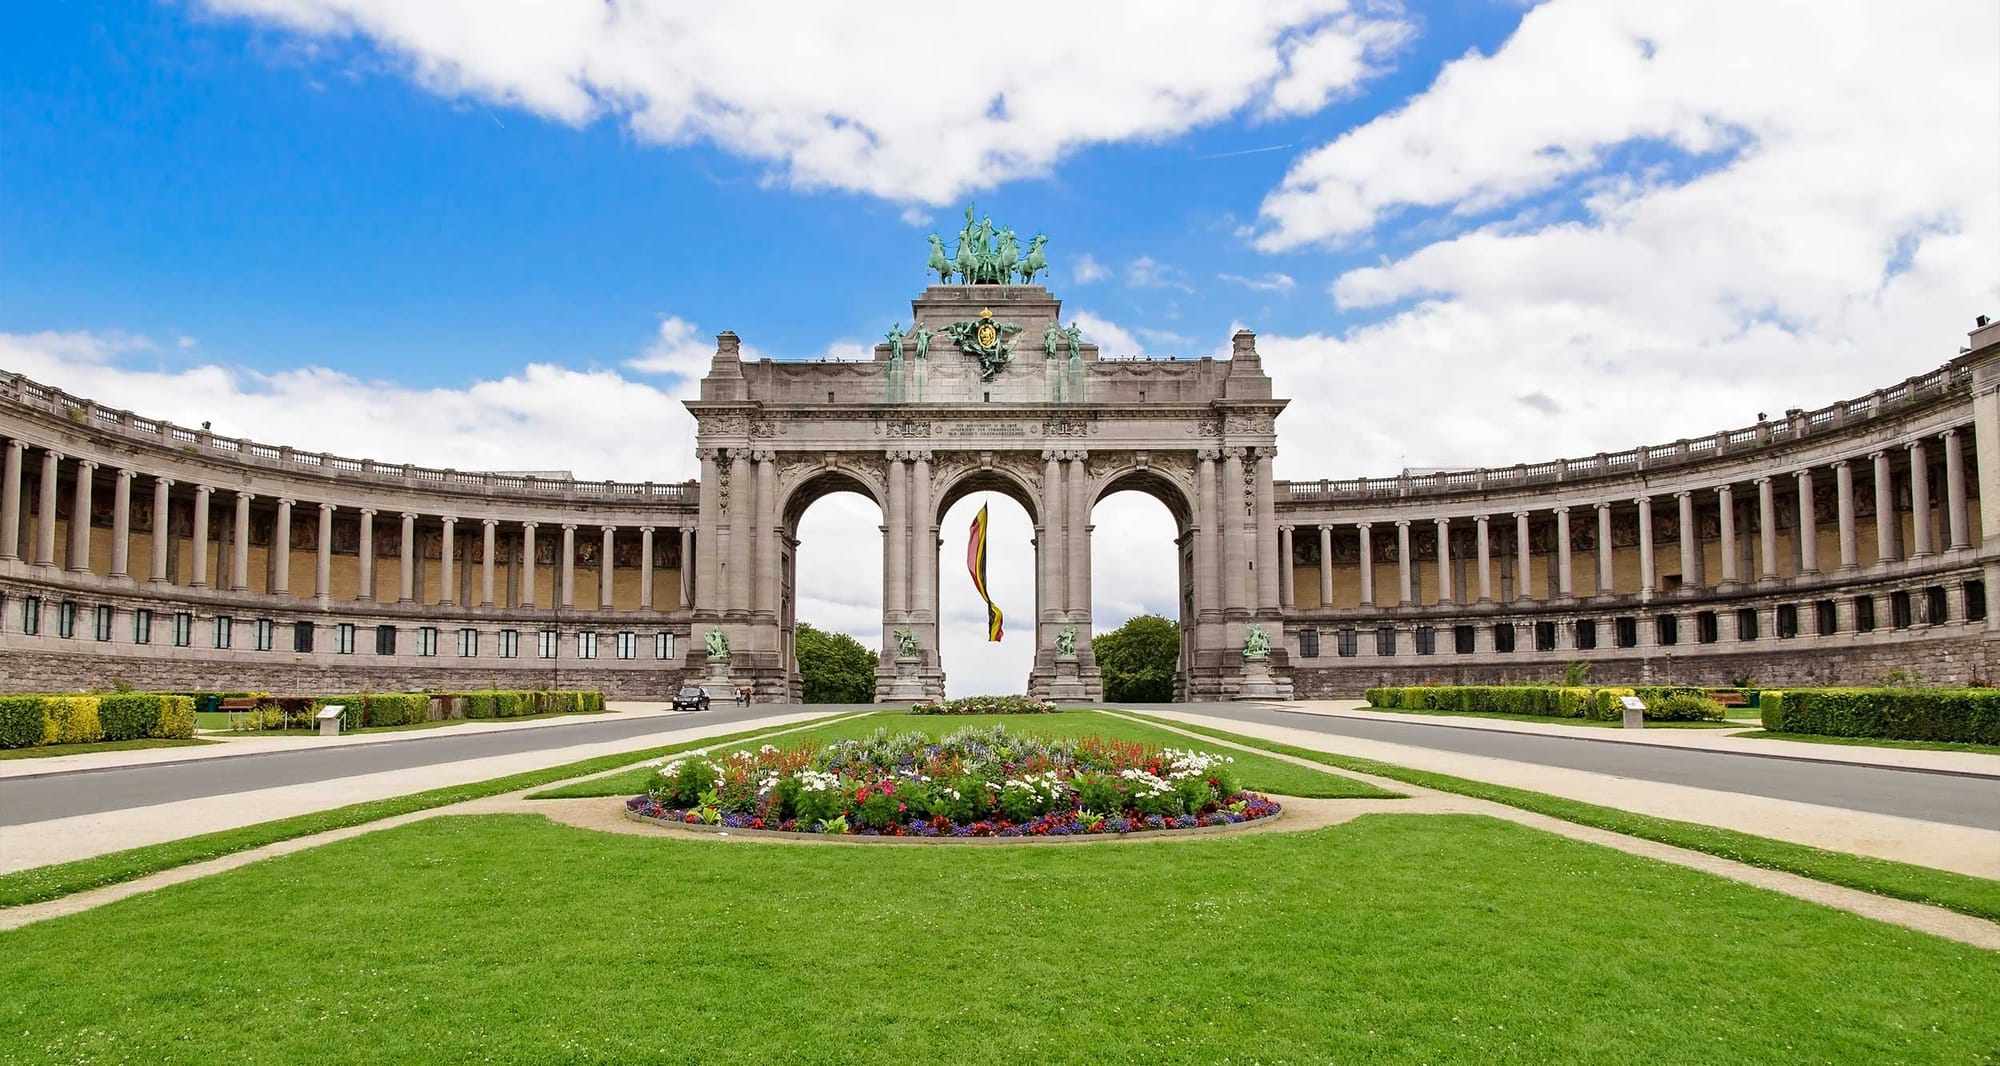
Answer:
top-left (218, 697), bottom-right (259, 731)
top-left (1710, 691), bottom-right (1751, 708)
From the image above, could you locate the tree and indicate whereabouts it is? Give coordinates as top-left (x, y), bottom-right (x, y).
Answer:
top-left (796, 622), bottom-right (878, 703)
top-left (1093, 614), bottom-right (1181, 703)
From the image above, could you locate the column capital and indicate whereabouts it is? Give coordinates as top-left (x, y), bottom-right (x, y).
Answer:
top-left (1221, 445), bottom-right (1247, 459)
top-left (1552, 504), bottom-right (1570, 514)
top-left (1512, 510), bottom-right (1531, 519)
top-left (1394, 518), bottom-right (1410, 528)
top-left (1595, 500), bottom-right (1612, 511)
top-left (1352, 522), bottom-right (1367, 531)
top-left (1631, 495), bottom-right (1650, 505)
top-left (1794, 468), bottom-right (1813, 481)
top-left (440, 515), bottom-right (458, 525)
top-left (1868, 449), bottom-right (1888, 461)
top-left (1195, 447), bottom-right (1222, 462)
top-left (1939, 427), bottom-right (1959, 441)
top-left (521, 520), bottom-right (537, 529)
top-left (1474, 513), bottom-right (1490, 523)
top-left (1715, 483), bottom-right (1733, 497)
top-left (695, 447), bottom-right (722, 462)
top-left (3, 439), bottom-right (21, 453)
top-left (76, 458), bottom-right (98, 472)
top-left (481, 517), bottom-right (498, 527)
top-left (1832, 457), bottom-right (1851, 470)
top-left (1040, 448), bottom-right (1062, 461)
top-left (235, 489), bottom-right (254, 501)
top-left (640, 525), bottom-right (655, 534)
top-left (601, 524), bottom-right (617, 534)
top-left (1671, 489), bottom-right (1690, 499)
top-left (43, 451), bottom-right (64, 463)
top-left (1279, 523), bottom-right (1293, 533)
top-left (1905, 438), bottom-right (1928, 453)
top-left (358, 505), bottom-right (375, 515)
top-left (115, 467), bottom-right (136, 481)
top-left (907, 449), bottom-right (932, 463)
top-left (156, 476), bottom-right (175, 488)
top-left (277, 497), bottom-right (294, 507)
top-left (319, 501), bottom-right (335, 512)
top-left (749, 448), bottom-right (777, 463)
top-left (400, 511), bottom-right (416, 521)
top-left (1753, 476), bottom-right (1772, 486)
top-left (1434, 515), bottom-right (1450, 527)
top-left (561, 522), bottom-right (577, 532)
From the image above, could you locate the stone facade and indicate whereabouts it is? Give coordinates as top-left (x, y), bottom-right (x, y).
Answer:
top-left (2, 296), bottom-right (1997, 701)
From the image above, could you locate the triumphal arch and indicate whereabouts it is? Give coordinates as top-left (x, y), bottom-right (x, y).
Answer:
top-left (685, 208), bottom-right (1291, 701)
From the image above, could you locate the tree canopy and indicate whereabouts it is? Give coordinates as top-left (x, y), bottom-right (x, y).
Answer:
top-left (796, 622), bottom-right (878, 703)
top-left (1093, 614), bottom-right (1180, 703)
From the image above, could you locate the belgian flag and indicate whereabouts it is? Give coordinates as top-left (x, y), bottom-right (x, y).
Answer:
top-left (966, 504), bottom-right (1003, 642)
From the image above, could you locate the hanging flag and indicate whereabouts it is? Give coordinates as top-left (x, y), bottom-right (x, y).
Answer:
top-left (966, 504), bottom-right (1004, 642)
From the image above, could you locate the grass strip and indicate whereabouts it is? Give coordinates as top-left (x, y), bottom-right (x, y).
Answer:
top-left (0, 738), bottom-right (216, 761)
top-left (0, 712), bottom-right (855, 909)
top-left (1124, 711), bottom-right (2000, 923)
top-left (1732, 730), bottom-right (2000, 758)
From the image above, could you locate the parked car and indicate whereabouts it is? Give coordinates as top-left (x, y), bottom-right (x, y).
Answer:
top-left (671, 685), bottom-right (711, 712)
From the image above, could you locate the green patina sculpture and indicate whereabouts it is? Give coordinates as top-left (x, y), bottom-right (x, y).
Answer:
top-left (945, 307), bottom-right (1024, 381)
top-left (894, 628), bottom-right (919, 659)
top-left (1042, 321), bottom-right (1062, 360)
top-left (885, 322), bottom-right (906, 366)
top-left (705, 627), bottom-right (729, 660)
top-left (1055, 626), bottom-right (1077, 657)
top-left (930, 204), bottom-right (1050, 285)
top-left (913, 325), bottom-right (933, 361)
top-left (1064, 322), bottom-right (1084, 367)
top-left (1018, 234), bottom-right (1049, 283)
top-left (1243, 624), bottom-right (1271, 660)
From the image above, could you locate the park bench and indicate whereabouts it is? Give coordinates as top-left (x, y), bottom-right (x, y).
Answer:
top-left (1709, 690), bottom-right (1751, 708)
top-left (218, 697), bottom-right (259, 731)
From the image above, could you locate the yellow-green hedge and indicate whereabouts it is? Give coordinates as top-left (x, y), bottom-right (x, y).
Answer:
top-left (40, 697), bottom-right (104, 745)
top-left (1364, 684), bottom-right (1720, 722)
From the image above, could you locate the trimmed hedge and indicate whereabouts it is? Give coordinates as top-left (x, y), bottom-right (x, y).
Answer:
top-left (1762, 688), bottom-right (2000, 745)
top-left (363, 693), bottom-right (431, 728)
top-left (41, 697), bottom-right (104, 745)
top-left (0, 696), bottom-right (45, 748)
top-left (1364, 684), bottom-right (1721, 722)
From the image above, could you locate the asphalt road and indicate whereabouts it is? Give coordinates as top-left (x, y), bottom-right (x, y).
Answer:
top-left (5, 701), bottom-right (1997, 832)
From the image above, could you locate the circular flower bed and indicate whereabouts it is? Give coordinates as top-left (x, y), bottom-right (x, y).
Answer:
top-left (908, 695), bottom-right (1057, 715)
top-left (625, 724), bottom-right (1281, 838)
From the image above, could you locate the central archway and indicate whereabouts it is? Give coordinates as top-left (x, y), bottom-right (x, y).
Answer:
top-left (781, 469), bottom-right (884, 701)
top-left (1091, 467), bottom-right (1195, 700)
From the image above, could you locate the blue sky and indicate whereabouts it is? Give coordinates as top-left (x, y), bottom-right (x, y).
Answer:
top-left (4, 1), bottom-right (1993, 693)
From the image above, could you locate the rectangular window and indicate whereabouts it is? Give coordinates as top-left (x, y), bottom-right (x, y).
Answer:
top-left (1375, 626), bottom-right (1397, 657)
top-left (417, 626), bottom-right (438, 657)
top-left (500, 629), bottom-right (520, 659)
top-left (1696, 610), bottom-right (1718, 644)
top-left (1654, 615), bottom-right (1677, 647)
top-left (22, 596), bottom-right (41, 636)
top-left (1415, 625), bottom-right (1436, 656)
top-left (1815, 599), bottom-right (1837, 636)
top-left (1574, 619), bottom-right (1597, 650)
top-left (1533, 621), bottom-right (1556, 652)
top-left (1297, 627), bottom-right (1319, 658)
top-left (1968, 580), bottom-right (1987, 623)
top-left (1453, 625), bottom-right (1476, 655)
top-left (1924, 585), bottom-right (1947, 624)
top-left (1854, 596), bottom-right (1876, 632)
top-left (1614, 616), bottom-right (1637, 649)
top-left (335, 623), bottom-right (355, 655)
top-left (1492, 623), bottom-right (1515, 653)
top-left (213, 615), bottom-right (233, 649)
top-left (58, 601), bottom-right (77, 639)
top-left (133, 608), bottom-right (153, 645)
top-left (617, 630), bottom-right (637, 660)
top-left (576, 631), bottom-right (598, 660)
top-left (1336, 627), bottom-right (1358, 658)
top-left (375, 624), bottom-right (397, 655)
top-left (1776, 603), bottom-right (1799, 639)
top-left (458, 628), bottom-right (478, 657)
top-left (538, 629), bottom-right (559, 659)
top-left (1736, 607), bottom-right (1760, 641)
top-left (172, 611), bottom-right (191, 647)
top-left (654, 632), bottom-right (675, 660)
top-left (294, 620), bottom-right (315, 653)
top-left (1890, 590), bottom-right (1912, 629)
top-left (254, 618), bottom-right (274, 652)
top-left (93, 605), bottom-right (113, 642)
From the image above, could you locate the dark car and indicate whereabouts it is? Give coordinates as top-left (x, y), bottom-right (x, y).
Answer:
top-left (671, 685), bottom-right (711, 712)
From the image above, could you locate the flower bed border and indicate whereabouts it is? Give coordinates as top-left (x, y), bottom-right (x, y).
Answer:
top-left (621, 798), bottom-right (1284, 844)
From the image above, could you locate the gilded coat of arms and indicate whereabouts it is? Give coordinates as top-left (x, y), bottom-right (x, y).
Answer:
top-left (944, 307), bottom-right (1024, 381)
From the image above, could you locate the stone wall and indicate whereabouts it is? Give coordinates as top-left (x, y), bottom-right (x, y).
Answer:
top-left (0, 649), bottom-right (688, 700)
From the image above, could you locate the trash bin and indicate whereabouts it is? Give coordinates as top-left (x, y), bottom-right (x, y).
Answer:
top-left (196, 694), bottom-right (222, 715)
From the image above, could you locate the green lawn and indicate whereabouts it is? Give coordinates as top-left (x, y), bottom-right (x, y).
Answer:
top-left (194, 708), bottom-right (612, 735)
top-left (0, 737), bottom-right (216, 761)
top-left (1734, 730), bottom-right (2000, 757)
top-left (1360, 704), bottom-right (1740, 729)
top-left (1, 812), bottom-right (1993, 1064)
top-left (529, 709), bottom-right (1397, 800)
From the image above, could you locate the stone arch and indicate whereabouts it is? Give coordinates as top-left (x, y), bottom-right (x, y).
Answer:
top-left (931, 459), bottom-right (1042, 528)
top-left (1090, 461), bottom-right (1195, 534)
top-left (779, 460), bottom-right (886, 533)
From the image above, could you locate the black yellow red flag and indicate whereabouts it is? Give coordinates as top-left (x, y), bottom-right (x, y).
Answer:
top-left (966, 504), bottom-right (1003, 641)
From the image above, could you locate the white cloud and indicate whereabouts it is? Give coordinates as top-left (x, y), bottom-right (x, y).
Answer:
top-left (622, 315), bottom-right (713, 384)
top-left (1126, 256), bottom-right (1195, 294)
top-left (1069, 311), bottom-right (1146, 359)
top-left (822, 340), bottom-right (872, 362)
top-left (203, 0), bottom-right (1410, 205)
top-left (1072, 253), bottom-right (1110, 285)
top-left (1217, 271), bottom-right (1297, 293)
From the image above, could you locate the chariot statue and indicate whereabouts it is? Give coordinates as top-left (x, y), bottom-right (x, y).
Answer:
top-left (1243, 624), bottom-right (1271, 660)
top-left (1055, 626), bottom-right (1077, 657)
top-left (705, 628), bottom-right (730, 660)
top-left (894, 628), bottom-right (919, 659)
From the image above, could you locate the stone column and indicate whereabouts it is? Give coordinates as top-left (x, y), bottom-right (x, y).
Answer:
top-left (519, 521), bottom-right (537, 607)
top-left (1756, 477), bottom-right (1778, 579)
top-left (1834, 460), bottom-right (1858, 570)
top-left (1043, 450), bottom-right (1068, 619)
top-left (1221, 448), bottom-right (1247, 613)
top-left (1675, 491), bottom-right (1697, 589)
top-left (317, 504), bottom-right (335, 601)
top-left (1474, 514), bottom-right (1492, 603)
top-left (728, 451), bottom-right (752, 614)
top-left (110, 469), bottom-right (134, 578)
top-left (1514, 511), bottom-right (1532, 601)
top-left (1716, 485), bottom-right (1738, 586)
top-left (1795, 469), bottom-right (1818, 574)
top-left (149, 477), bottom-right (173, 583)
top-left (755, 451), bottom-right (779, 622)
top-left (1254, 450), bottom-right (1279, 611)
top-left (1943, 429), bottom-right (1972, 549)
top-left (1595, 502), bottom-right (1613, 596)
top-left (1354, 524), bottom-right (1371, 607)
top-left (398, 512), bottom-right (416, 602)
top-left (272, 498), bottom-right (292, 595)
top-left (695, 449), bottom-right (720, 612)
top-left (438, 516), bottom-right (456, 605)
top-left (229, 490), bottom-right (251, 590)
top-left (0, 439), bottom-right (21, 561)
top-left (1396, 520), bottom-right (1413, 605)
top-left (34, 451), bottom-right (60, 567)
top-left (69, 460), bottom-right (97, 573)
top-left (1278, 526), bottom-right (1294, 608)
top-left (911, 452), bottom-right (933, 627)
top-left (480, 519), bottom-right (497, 607)
top-left (356, 508), bottom-right (375, 600)
top-left (1067, 452), bottom-right (1091, 620)
top-left (599, 524), bottom-right (616, 610)
top-left (1872, 450), bottom-right (1899, 563)
top-left (679, 526), bottom-right (695, 610)
top-left (1635, 496), bottom-right (1654, 594)
top-left (1908, 439), bottom-right (1933, 558)
top-left (560, 523), bottom-right (577, 608)
top-left (885, 452), bottom-right (908, 618)
top-left (1434, 517), bottom-right (1453, 605)
top-left (189, 484), bottom-right (210, 587)
top-left (639, 526), bottom-right (655, 610)
top-left (1555, 506), bottom-right (1573, 597)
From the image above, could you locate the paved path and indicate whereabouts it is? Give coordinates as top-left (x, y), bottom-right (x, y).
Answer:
top-left (1115, 702), bottom-right (2000, 831)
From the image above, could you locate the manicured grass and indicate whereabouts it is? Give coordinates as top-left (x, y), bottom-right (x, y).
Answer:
top-left (0, 738), bottom-right (216, 761)
top-left (1359, 704), bottom-right (1740, 729)
top-left (194, 708), bottom-right (612, 735)
top-left (1735, 730), bottom-right (2000, 757)
top-left (1127, 713), bottom-right (2000, 923)
top-left (0, 714), bottom-right (859, 909)
top-left (527, 709), bottom-right (1398, 801)
top-left (2, 813), bottom-right (1994, 1064)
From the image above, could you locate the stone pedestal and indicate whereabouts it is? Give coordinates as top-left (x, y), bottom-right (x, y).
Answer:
top-left (700, 654), bottom-right (737, 701)
top-left (1048, 653), bottom-right (1087, 702)
top-left (880, 655), bottom-right (928, 703)
top-left (1235, 655), bottom-right (1279, 700)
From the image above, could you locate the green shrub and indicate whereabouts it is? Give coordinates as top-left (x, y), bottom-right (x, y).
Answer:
top-left (1647, 693), bottom-right (1725, 722)
top-left (0, 696), bottom-right (44, 748)
top-left (1363, 687), bottom-right (1398, 708)
top-left (152, 696), bottom-right (196, 739)
top-left (1758, 687), bottom-right (2000, 745)
top-left (364, 694), bottom-right (431, 728)
top-left (1589, 687), bottom-right (1636, 721)
top-left (41, 696), bottom-right (104, 745)
top-left (97, 693), bottom-right (165, 741)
